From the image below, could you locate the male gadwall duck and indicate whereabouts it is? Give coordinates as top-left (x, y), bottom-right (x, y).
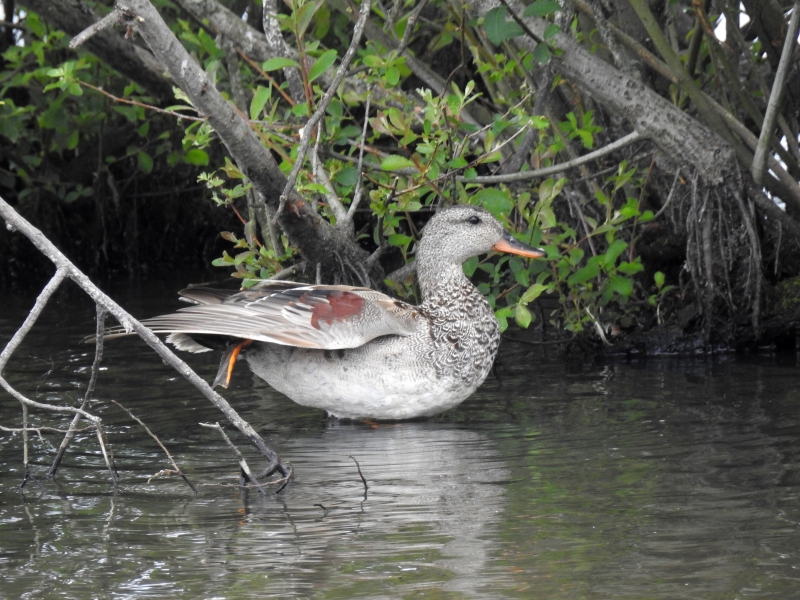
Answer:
top-left (129, 205), bottom-right (545, 419)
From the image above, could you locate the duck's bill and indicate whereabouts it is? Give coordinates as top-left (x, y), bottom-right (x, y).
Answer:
top-left (493, 232), bottom-right (546, 258)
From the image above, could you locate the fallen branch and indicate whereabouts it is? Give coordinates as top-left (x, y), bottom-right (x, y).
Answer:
top-left (200, 422), bottom-right (292, 493)
top-left (0, 194), bottom-right (290, 488)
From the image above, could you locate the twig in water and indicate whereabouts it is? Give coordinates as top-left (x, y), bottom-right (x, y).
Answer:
top-left (113, 400), bottom-right (197, 497)
top-left (50, 305), bottom-right (107, 477)
top-left (349, 455), bottom-right (368, 500)
top-left (201, 421), bottom-right (263, 491)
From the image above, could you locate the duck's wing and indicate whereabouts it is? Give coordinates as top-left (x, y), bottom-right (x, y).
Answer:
top-left (138, 283), bottom-right (421, 350)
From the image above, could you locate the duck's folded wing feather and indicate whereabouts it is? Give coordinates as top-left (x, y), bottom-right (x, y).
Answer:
top-left (138, 284), bottom-right (420, 350)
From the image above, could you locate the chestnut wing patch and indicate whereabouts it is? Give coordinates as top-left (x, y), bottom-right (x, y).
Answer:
top-left (302, 290), bottom-right (366, 329)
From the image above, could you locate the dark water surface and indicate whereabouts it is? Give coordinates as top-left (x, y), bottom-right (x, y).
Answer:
top-left (2, 284), bottom-right (800, 599)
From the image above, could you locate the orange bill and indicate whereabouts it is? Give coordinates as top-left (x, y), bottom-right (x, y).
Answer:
top-left (492, 232), bottom-right (546, 258)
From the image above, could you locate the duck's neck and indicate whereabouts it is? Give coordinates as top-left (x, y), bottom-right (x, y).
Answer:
top-left (418, 259), bottom-right (471, 303)
top-left (416, 239), bottom-right (481, 310)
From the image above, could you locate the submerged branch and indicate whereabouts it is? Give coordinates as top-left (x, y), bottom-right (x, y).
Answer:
top-left (113, 400), bottom-right (198, 497)
top-left (0, 194), bottom-right (290, 486)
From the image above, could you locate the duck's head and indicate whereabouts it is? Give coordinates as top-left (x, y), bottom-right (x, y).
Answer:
top-left (418, 205), bottom-right (545, 266)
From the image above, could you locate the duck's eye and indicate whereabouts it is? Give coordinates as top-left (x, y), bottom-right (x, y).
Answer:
top-left (467, 215), bottom-right (481, 225)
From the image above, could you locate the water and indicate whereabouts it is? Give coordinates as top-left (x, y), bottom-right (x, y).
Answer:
top-left (1, 284), bottom-right (800, 598)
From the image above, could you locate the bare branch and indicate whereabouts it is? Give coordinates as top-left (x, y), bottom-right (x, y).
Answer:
top-left (200, 422), bottom-right (272, 492)
top-left (262, 0), bottom-right (305, 103)
top-left (752, 0), bottom-right (800, 184)
top-left (69, 7), bottom-right (122, 48)
top-left (0, 194), bottom-right (290, 481)
top-left (344, 90), bottom-right (372, 226)
top-left (49, 305), bottom-right (107, 477)
top-left (457, 131), bottom-right (644, 184)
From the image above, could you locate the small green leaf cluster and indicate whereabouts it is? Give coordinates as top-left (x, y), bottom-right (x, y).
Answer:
top-left (512, 161), bottom-right (657, 335)
top-left (483, 2), bottom-right (562, 65)
top-left (0, 10), bottom-right (216, 208)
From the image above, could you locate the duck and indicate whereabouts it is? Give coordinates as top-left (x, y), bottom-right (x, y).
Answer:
top-left (124, 205), bottom-right (545, 419)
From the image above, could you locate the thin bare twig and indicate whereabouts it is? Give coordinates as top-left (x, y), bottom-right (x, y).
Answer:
top-left (0, 425), bottom-right (92, 435)
top-left (200, 421), bottom-right (263, 490)
top-left (274, 0), bottom-right (372, 222)
top-left (654, 169), bottom-right (682, 220)
top-left (95, 427), bottom-right (119, 491)
top-left (49, 305), bottom-right (107, 477)
top-left (69, 7), bottom-right (122, 49)
top-left (114, 400), bottom-right (197, 496)
top-left (344, 89), bottom-right (372, 225)
top-left (311, 122), bottom-right (348, 220)
top-left (349, 455), bottom-right (368, 500)
top-left (201, 422), bottom-right (293, 493)
top-left (457, 131), bottom-right (644, 183)
top-left (79, 80), bottom-right (206, 122)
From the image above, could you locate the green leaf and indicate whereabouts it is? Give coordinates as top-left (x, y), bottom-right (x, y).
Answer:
top-left (308, 49), bottom-right (337, 83)
top-left (296, 0), bottom-right (323, 38)
top-left (617, 261), bottom-right (644, 275)
top-left (533, 43), bottom-right (551, 65)
top-left (381, 154), bottom-right (416, 170)
top-left (568, 262), bottom-right (600, 286)
top-left (234, 250), bottom-right (255, 265)
top-left (495, 306), bottom-right (514, 332)
top-left (523, 0), bottom-right (562, 17)
top-left (639, 209), bottom-right (655, 222)
top-left (544, 24), bottom-right (561, 40)
top-left (474, 187), bottom-right (513, 217)
top-left (388, 233), bottom-right (414, 247)
top-left (520, 282), bottom-right (549, 304)
top-left (250, 86), bottom-right (270, 120)
top-left (447, 156), bottom-right (468, 169)
top-left (515, 303), bottom-right (532, 328)
top-left (463, 256), bottom-right (479, 277)
top-left (262, 57), bottom-right (300, 71)
top-left (484, 7), bottom-right (524, 45)
top-left (334, 166), bottom-right (358, 186)
top-left (384, 66), bottom-right (400, 86)
top-left (66, 130), bottom-right (79, 150)
top-left (137, 151), bottom-right (153, 174)
top-left (654, 271), bottom-right (665, 290)
top-left (603, 239), bottom-right (628, 268)
top-left (606, 274), bottom-right (634, 297)
top-left (183, 149), bottom-right (209, 166)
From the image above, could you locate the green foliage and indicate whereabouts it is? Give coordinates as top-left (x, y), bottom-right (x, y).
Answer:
top-left (481, 3), bottom-right (562, 66)
top-left (0, 1), bottom-right (668, 341)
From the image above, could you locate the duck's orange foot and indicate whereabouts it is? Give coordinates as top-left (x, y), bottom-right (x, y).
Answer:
top-left (212, 339), bottom-right (252, 389)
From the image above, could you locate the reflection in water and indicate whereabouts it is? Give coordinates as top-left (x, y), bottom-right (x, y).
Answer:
top-left (1, 289), bottom-right (800, 598)
top-left (205, 423), bottom-right (507, 598)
